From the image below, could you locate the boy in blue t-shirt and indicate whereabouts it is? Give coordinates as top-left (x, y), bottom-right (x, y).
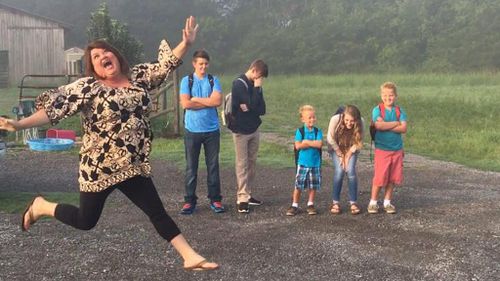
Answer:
top-left (179, 50), bottom-right (224, 215)
top-left (286, 105), bottom-right (323, 216)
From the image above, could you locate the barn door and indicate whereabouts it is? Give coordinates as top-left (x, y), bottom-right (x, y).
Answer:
top-left (0, 50), bottom-right (8, 88)
top-left (7, 27), bottom-right (64, 85)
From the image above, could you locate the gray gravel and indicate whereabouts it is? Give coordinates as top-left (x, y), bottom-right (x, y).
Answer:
top-left (0, 149), bottom-right (499, 281)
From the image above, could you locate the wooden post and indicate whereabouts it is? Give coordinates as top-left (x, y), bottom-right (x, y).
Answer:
top-left (162, 81), bottom-right (167, 111)
top-left (173, 70), bottom-right (181, 135)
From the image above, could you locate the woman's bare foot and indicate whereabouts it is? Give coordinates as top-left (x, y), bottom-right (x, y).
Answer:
top-left (183, 255), bottom-right (219, 271)
top-left (169, 234), bottom-right (219, 271)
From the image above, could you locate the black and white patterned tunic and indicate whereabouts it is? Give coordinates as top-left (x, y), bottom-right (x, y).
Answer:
top-left (36, 40), bottom-right (181, 192)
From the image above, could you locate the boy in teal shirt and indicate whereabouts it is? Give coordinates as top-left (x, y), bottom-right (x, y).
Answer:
top-left (286, 105), bottom-right (323, 216)
top-left (368, 82), bottom-right (407, 214)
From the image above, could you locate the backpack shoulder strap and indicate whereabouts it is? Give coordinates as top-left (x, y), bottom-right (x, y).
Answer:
top-left (298, 126), bottom-right (319, 139)
top-left (378, 103), bottom-right (385, 120)
top-left (207, 74), bottom-right (214, 91)
top-left (335, 114), bottom-right (343, 132)
top-left (298, 126), bottom-right (305, 140)
top-left (189, 73), bottom-right (214, 93)
top-left (188, 73), bottom-right (194, 95)
top-left (379, 103), bottom-right (401, 121)
top-left (313, 126), bottom-right (322, 164)
top-left (236, 77), bottom-right (249, 90)
top-left (294, 127), bottom-right (305, 167)
top-left (395, 105), bottom-right (401, 120)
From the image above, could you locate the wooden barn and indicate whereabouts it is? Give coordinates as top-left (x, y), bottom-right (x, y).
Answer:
top-left (0, 3), bottom-right (68, 87)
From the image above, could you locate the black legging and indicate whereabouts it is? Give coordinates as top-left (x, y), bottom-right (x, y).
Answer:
top-left (54, 176), bottom-right (181, 242)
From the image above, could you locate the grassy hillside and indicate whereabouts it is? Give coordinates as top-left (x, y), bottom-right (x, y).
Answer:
top-left (2, 73), bottom-right (499, 171)
top-left (218, 73), bottom-right (500, 171)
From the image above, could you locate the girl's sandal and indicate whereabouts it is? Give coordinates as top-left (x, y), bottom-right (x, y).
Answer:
top-left (350, 203), bottom-right (361, 215)
top-left (330, 203), bottom-right (341, 215)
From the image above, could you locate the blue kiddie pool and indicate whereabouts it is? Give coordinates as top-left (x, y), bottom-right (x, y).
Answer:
top-left (27, 138), bottom-right (74, 151)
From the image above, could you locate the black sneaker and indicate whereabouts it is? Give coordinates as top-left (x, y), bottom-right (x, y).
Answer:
top-left (248, 197), bottom-right (262, 206)
top-left (238, 202), bottom-right (249, 213)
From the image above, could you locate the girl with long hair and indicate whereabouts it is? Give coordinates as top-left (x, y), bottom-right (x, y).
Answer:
top-left (326, 105), bottom-right (364, 215)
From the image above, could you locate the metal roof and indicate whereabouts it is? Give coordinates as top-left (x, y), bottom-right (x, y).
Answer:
top-left (0, 2), bottom-right (72, 29)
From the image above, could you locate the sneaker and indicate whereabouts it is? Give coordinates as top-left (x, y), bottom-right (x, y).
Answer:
top-left (248, 197), bottom-right (262, 206)
top-left (210, 201), bottom-right (225, 213)
top-left (180, 203), bottom-right (196, 215)
top-left (237, 202), bottom-right (249, 213)
top-left (306, 205), bottom-right (317, 215)
top-left (367, 203), bottom-right (379, 214)
top-left (383, 204), bottom-right (397, 214)
top-left (286, 206), bottom-right (298, 216)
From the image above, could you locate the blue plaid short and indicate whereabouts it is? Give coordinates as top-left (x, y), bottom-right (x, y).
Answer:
top-left (294, 165), bottom-right (321, 191)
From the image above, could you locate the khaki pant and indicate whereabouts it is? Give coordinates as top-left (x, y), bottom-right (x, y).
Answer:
top-left (232, 130), bottom-right (260, 203)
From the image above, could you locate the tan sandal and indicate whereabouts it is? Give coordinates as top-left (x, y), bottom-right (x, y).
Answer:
top-left (330, 203), bottom-right (341, 215)
top-left (350, 203), bottom-right (361, 215)
top-left (184, 260), bottom-right (219, 271)
top-left (21, 196), bottom-right (40, 231)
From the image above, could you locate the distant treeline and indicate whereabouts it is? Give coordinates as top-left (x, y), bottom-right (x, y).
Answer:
top-left (4, 0), bottom-right (500, 73)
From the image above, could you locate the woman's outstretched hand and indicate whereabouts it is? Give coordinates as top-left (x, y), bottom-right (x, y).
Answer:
top-left (0, 116), bottom-right (18, 132)
top-left (183, 16), bottom-right (199, 46)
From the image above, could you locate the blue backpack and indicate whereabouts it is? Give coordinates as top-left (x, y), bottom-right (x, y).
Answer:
top-left (294, 126), bottom-right (322, 167)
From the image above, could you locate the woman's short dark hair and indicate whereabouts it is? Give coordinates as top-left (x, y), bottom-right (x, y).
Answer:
top-left (249, 59), bottom-right (269, 78)
top-left (83, 39), bottom-right (130, 77)
top-left (192, 49), bottom-right (210, 62)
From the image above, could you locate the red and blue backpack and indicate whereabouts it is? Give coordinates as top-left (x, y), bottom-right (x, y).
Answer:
top-left (369, 103), bottom-right (401, 141)
top-left (369, 103), bottom-right (401, 161)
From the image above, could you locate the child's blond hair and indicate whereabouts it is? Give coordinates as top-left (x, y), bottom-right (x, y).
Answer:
top-left (380, 82), bottom-right (397, 95)
top-left (299, 105), bottom-right (315, 120)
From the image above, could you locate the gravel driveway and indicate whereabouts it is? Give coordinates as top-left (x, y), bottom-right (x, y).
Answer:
top-left (0, 149), bottom-right (499, 281)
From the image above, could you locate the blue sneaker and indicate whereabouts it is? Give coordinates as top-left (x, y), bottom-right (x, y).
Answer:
top-left (210, 201), bottom-right (225, 213)
top-left (180, 203), bottom-right (196, 215)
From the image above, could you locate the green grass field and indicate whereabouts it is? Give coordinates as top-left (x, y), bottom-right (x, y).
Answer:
top-left (217, 73), bottom-right (500, 172)
top-left (1, 72), bottom-right (499, 171)
top-left (1, 73), bottom-right (499, 213)
top-left (0, 192), bottom-right (80, 214)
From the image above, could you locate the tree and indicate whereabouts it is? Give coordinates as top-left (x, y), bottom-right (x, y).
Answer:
top-left (8, 0), bottom-right (500, 73)
top-left (86, 2), bottom-right (144, 65)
